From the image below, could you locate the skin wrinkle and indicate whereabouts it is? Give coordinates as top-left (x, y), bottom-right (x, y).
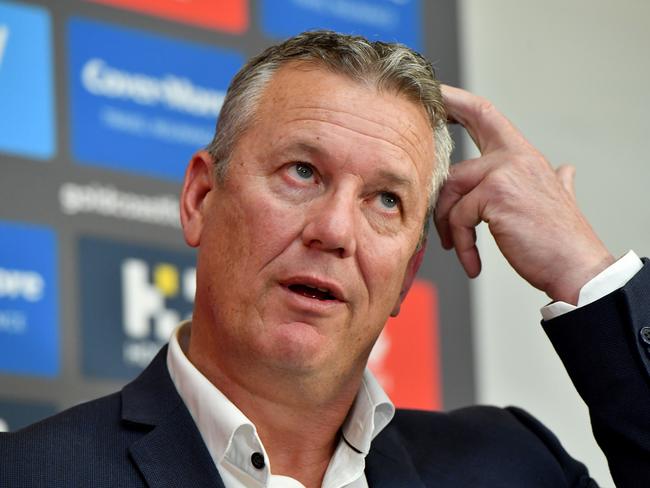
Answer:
top-left (270, 106), bottom-right (429, 173)
top-left (240, 125), bottom-right (425, 234)
top-left (271, 129), bottom-right (422, 212)
top-left (284, 106), bottom-right (421, 148)
top-left (270, 149), bottom-right (420, 233)
top-left (292, 157), bottom-right (413, 238)
top-left (281, 149), bottom-right (417, 230)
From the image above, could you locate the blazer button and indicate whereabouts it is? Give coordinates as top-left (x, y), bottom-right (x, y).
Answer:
top-left (640, 327), bottom-right (650, 345)
top-left (251, 452), bottom-right (265, 470)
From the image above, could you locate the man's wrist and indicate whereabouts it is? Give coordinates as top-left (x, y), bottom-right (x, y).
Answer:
top-left (541, 250), bottom-right (643, 321)
top-left (546, 250), bottom-right (616, 305)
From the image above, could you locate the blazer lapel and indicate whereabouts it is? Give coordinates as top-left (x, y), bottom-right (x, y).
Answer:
top-left (121, 346), bottom-right (225, 488)
top-left (365, 426), bottom-right (426, 488)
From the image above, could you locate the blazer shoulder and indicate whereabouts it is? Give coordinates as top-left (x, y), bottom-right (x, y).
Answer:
top-left (390, 405), bottom-right (558, 452)
top-left (383, 406), bottom-right (595, 487)
top-left (0, 392), bottom-right (149, 487)
top-left (1, 390), bottom-right (149, 450)
top-left (0, 348), bottom-right (182, 487)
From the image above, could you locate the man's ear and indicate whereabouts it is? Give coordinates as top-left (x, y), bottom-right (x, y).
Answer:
top-left (180, 150), bottom-right (215, 248)
top-left (390, 240), bottom-right (427, 317)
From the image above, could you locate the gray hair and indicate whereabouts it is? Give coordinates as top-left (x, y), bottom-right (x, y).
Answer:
top-left (206, 30), bottom-right (453, 241)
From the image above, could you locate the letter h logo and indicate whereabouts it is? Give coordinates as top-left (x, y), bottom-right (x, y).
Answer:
top-left (121, 258), bottom-right (195, 343)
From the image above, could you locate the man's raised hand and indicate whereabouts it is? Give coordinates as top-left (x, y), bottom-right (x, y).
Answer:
top-left (435, 85), bottom-right (614, 304)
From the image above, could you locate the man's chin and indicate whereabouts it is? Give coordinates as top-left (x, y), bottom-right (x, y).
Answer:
top-left (259, 321), bottom-right (339, 373)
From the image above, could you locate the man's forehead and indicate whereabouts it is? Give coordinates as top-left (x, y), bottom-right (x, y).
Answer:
top-left (262, 62), bottom-right (419, 117)
top-left (254, 63), bottom-right (435, 167)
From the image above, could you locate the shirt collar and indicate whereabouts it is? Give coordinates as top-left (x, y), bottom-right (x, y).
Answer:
top-left (340, 368), bottom-right (395, 454)
top-left (167, 321), bottom-right (271, 485)
top-left (167, 321), bottom-right (395, 481)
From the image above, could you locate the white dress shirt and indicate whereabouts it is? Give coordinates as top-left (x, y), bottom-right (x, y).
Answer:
top-left (167, 323), bottom-right (394, 488)
top-left (167, 250), bottom-right (643, 487)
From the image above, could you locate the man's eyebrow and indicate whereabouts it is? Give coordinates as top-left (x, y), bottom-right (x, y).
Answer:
top-left (281, 142), bottom-right (322, 157)
top-left (374, 169), bottom-right (415, 191)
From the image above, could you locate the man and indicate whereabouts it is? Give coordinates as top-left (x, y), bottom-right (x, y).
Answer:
top-left (1, 31), bottom-right (649, 487)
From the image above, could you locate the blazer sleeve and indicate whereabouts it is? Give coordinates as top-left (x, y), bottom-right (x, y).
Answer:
top-left (543, 258), bottom-right (650, 487)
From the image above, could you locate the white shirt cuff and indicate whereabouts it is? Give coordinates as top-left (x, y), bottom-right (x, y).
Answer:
top-left (541, 250), bottom-right (643, 321)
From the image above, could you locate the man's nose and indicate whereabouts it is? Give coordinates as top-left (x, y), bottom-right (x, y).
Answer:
top-left (301, 191), bottom-right (357, 258)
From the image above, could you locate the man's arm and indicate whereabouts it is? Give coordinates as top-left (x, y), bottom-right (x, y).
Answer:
top-left (435, 86), bottom-right (650, 486)
top-left (543, 260), bottom-right (650, 487)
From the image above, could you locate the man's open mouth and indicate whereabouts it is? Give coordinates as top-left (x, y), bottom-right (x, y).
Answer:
top-left (288, 284), bottom-right (337, 301)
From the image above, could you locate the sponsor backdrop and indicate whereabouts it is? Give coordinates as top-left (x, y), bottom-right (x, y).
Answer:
top-left (0, 0), bottom-right (470, 429)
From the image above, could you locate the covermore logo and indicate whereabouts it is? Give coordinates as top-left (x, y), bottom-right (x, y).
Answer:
top-left (0, 221), bottom-right (59, 377)
top-left (68, 17), bottom-right (243, 180)
top-left (261, 0), bottom-right (422, 50)
top-left (87, 0), bottom-right (249, 34)
top-left (79, 236), bottom-right (195, 379)
top-left (0, 1), bottom-right (55, 159)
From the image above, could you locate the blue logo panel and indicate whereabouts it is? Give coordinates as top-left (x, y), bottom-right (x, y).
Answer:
top-left (68, 17), bottom-right (244, 180)
top-left (0, 1), bottom-right (55, 159)
top-left (0, 221), bottom-right (59, 376)
top-left (261, 0), bottom-right (422, 50)
top-left (0, 399), bottom-right (56, 432)
top-left (79, 236), bottom-right (196, 379)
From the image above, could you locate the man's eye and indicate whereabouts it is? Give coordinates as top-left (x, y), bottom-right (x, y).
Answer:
top-left (379, 192), bottom-right (400, 210)
top-left (293, 163), bottom-right (314, 180)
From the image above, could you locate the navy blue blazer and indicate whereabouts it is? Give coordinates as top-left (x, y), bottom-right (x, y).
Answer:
top-left (2, 261), bottom-right (650, 487)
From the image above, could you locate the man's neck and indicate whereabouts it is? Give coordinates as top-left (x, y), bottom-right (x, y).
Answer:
top-left (186, 326), bottom-right (363, 487)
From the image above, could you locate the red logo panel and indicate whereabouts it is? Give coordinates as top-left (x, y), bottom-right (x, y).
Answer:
top-left (368, 280), bottom-right (441, 410)
top-left (88, 0), bottom-right (248, 34)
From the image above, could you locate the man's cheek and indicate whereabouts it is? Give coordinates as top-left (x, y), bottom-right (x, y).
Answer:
top-left (253, 209), bottom-right (303, 249)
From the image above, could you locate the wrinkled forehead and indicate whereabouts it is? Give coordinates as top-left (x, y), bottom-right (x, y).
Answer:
top-left (254, 62), bottom-right (435, 166)
top-left (259, 60), bottom-right (432, 121)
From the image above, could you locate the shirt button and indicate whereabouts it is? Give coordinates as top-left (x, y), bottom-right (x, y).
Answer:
top-left (251, 452), bottom-right (265, 469)
top-left (641, 327), bottom-right (650, 345)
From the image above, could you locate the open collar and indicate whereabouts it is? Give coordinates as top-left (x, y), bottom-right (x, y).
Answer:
top-left (121, 346), bottom-right (225, 488)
